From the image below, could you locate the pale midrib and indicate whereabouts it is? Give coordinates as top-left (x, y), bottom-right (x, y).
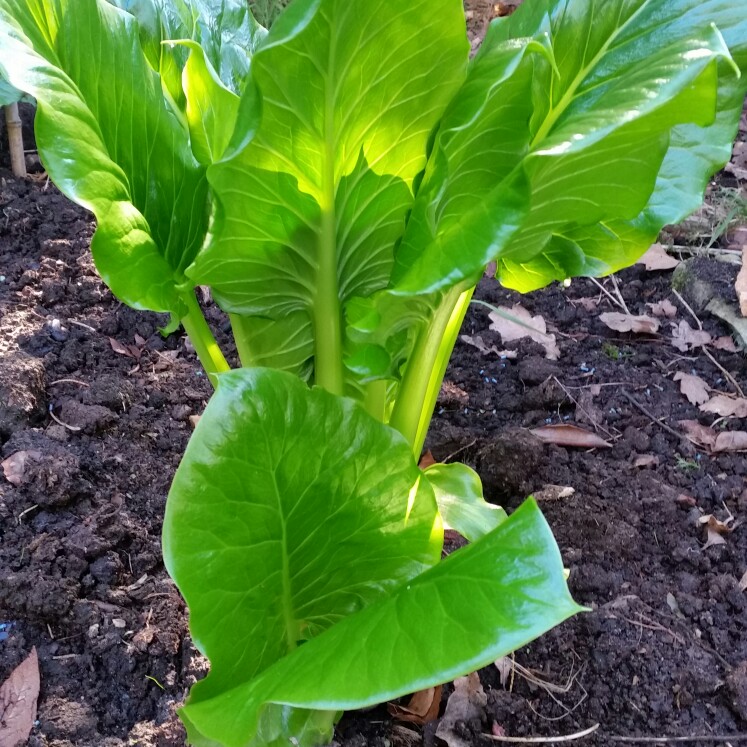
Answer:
top-left (529, 0), bottom-right (652, 150)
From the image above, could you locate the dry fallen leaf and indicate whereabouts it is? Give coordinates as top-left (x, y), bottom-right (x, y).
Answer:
top-left (737, 245), bottom-right (747, 317)
top-left (632, 454), bottom-right (659, 469)
top-left (1, 451), bottom-right (41, 487)
top-left (670, 321), bottom-right (712, 352)
top-left (673, 372), bottom-right (710, 406)
top-left (570, 296), bottom-right (600, 312)
top-left (418, 450), bottom-right (437, 470)
top-left (387, 686), bottom-right (441, 725)
top-left (533, 485), bottom-right (576, 501)
top-left (676, 493), bottom-right (697, 507)
top-left (460, 335), bottom-right (517, 359)
top-left (0, 648), bottom-right (40, 747)
top-left (739, 571), bottom-right (747, 593)
top-left (599, 312), bottom-right (659, 334)
top-left (699, 514), bottom-right (734, 550)
top-left (488, 305), bottom-right (560, 360)
top-left (713, 431), bottom-right (747, 453)
top-left (109, 337), bottom-right (134, 357)
top-left (188, 415), bottom-right (201, 429)
top-left (678, 420), bottom-right (717, 449)
top-left (530, 424), bottom-right (611, 449)
top-left (637, 243), bottom-right (681, 271)
top-left (435, 673), bottom-right (487, 747)
top-left (700, 395), bottom-right (747, 418)
top-left (646, 299), bottom-right (678, 318)
top-left (712, 336), bottom-right (738, 352)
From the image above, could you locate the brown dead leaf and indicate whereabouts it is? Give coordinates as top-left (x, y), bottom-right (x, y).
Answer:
top-left (387, 686), bottom-right (441, 725)
top-left (435, 673), bottom-right (487, 747)
top-left (570, 296), bottom-right (600, 312)
top-left (670, 321), bottom-right (712, 352)
top-left (0, 648), bottom-right (40, 747)
top-left (646, 299), bottom-right (678, 318)
top-left (1, 451), bottom-right (41, 487)
top-left (632, 454), bottom-right (659, 469)
top-left (109, 337), bottom-right (134, 357)
top-left (737, 245), bottom-right (747, 317)
top-left (678, 420), bottom-right (717, 449)
top-left (575, 389), bottom-right (605, 430)
top-left (700, 394), bottom-right (747, 418)
top-left (673, 372), bottom-right (710, 406)
top-left (533, 485), bottom-right (575, 501)
top-left (699, 514), bottom-right (734, 550)
top-left (739, 570), bottom-right (747, 592)
top-left (494, 657), bottom-right (513, 687)
top-left (530, 424), bottom-right (611, 449)
top-left (188, 415), bottom-right (201, 429)
top-left (599, 312), bottom-right (659, 335)
top-left (713, 431), bottom-right (747, 453)
top-left (637, 244), bottom-right (681, 271)
top-left (488, 305), bottom-right (559, 360)
top-left (712, 336), bottom-right (738, 352)
top-left (418, 451), bottom-right (437, 470)
top-left (460, 335), bottom-right (517, 359)
top-left (676, 493), bottom-right (697, 507)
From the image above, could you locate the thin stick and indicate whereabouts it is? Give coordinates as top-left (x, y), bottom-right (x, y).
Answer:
top-left (48, 405), bottom-right (82, 432)
top-left (621, 390), bottom-right (683, 441)
top-left (5, 103), bottom-right (27, 178)
top-left (606, 734), bottom-right (747, 743)
top-left (49, 378), bottom-right (89, 387)
top-left (484, 723), bottom-right (599, 743)
top-left (68, 319), bottom-right (97, 333)
top-left (609, 275), bottom-right (631, 316)
top-left (590, 278), bottom-right (626, 313)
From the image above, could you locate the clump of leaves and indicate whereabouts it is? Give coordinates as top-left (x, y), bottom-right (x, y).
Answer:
top-left (0, 0), bottom-right (745, 746)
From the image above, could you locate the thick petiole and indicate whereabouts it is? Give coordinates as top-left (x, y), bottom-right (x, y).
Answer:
top-left (180, 290), bottom-right (231, 387)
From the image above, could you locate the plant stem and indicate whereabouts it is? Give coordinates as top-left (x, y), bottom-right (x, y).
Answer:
top-left (5, 104), bottom-right (26, 178)
top-left (389, 285), bottom-right (474, 455)
top-left (364, 379), bottom-right (388, 421)
top-left (180, 290), bottom-right (231, 386)
top-left (229, 313), bottom-right (256, 368)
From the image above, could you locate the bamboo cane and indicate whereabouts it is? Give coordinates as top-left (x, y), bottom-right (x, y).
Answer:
top-left (5, 103), bottom-right (27, 178)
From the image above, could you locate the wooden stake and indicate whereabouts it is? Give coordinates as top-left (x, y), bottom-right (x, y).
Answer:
top-left (5, 103), bottom-right (27, 178)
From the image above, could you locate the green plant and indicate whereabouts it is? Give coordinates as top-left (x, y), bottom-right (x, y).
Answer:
top-left (675, 454), bottom-right (700, 472)
top-left (1, 0), bottom-right (745, 745)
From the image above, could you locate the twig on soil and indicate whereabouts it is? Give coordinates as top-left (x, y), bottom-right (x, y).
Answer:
top-left (591, 277), bottom-right (629, 313)
top-left (443, 438), bottom-right (478, 464)
top-left (671, 289), bottom-right (744, 397)
top-left (553, 377), bottom-right (617, 440)
top-left (48, 405), bottom-right (82, 432)
top-left (49, 378), bottom-right (89, 387)
top-left (606, 735), bottom-right (747, 743)
top-left (67, 319), bottom-right (97, 333)
top-left (620, 390), bottom-right (683, 441)
top-left (17, 504), bottom-right (39, 524)
top-left (484, 723), bottom-right (600, 743)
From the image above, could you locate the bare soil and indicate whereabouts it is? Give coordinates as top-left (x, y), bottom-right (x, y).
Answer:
top-left (1, 6), bottom-right (746, 746)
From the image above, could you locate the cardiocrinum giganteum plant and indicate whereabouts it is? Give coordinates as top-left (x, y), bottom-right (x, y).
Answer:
top-left (0, 0), bottom-right (745, 744)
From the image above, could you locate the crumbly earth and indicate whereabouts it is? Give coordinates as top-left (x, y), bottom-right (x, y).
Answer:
top-left (1, 5), bottom-right (746, 747)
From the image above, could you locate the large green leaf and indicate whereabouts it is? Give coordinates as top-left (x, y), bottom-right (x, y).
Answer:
top-left (0, 0), bottom-right (209, 315)
top-left (178, 497), bottom-right (581, 747)
top-left (163, 368), bottom-right (443, 743)
top-left (490, 0), bottom-right (747, 291)
top-left (188, 0), bottom-right (469, 369)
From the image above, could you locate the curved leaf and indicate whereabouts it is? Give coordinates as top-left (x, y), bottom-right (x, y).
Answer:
top-left (189, 0), bottom-right (469, 363)
top-left (424, 462), bottom-right (507, 542)
top-left (0, 0), bottom-right (208, 315)
top-left (180, 498), bottom-right (581, 747)
top-left (163, 368), bottom-right (443, 743)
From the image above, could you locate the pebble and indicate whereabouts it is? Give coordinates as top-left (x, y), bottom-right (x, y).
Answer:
top-left (46, 318), bottom-right (69, 342)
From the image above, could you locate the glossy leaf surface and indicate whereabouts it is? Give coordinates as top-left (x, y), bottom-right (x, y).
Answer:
top-left (0, 0), bottom-right (208, 315)
top-left (424, 462), bottom-right (507, 542)
top-left (180, 498), bottom-right (580, 747)
top-left (164, 368), bottom-right (443, 743)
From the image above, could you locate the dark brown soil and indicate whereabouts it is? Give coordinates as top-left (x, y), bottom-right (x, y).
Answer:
top-left (1, 10), bottom-right (746, 747)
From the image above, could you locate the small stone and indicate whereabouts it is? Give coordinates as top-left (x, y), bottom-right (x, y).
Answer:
top-left (111, 618), bottom-right (126, 629)
top-left (46, 318), bottom-right (69, 342)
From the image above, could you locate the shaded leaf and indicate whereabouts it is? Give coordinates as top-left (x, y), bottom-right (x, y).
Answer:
top-left (671, 321), bottom-right (712, 351)
top-left (714, 431), bottom-right (747, 453)
top-left (679, 420), bottom-right (717, 449)
top-left (713, 336), bottom-right (739, 352)
top-left (387, 686), bottom-right (441, 725)
top-left (646, 299), bottom-right (678, 318)
top-left (674, 372), bottom-right (710, 406)
top-left (1, 451), bottom-right (41, 487)
top-left (700, 394), bottom-right (747, 418)
top-left (435, 672), bottom-right (486, 747)
top-left (0, 648), bottom-right (40, 747)
top-left (488, 305), bottom-right (559, 360)
top-left (599, 312), bottom-right (659, 335)
top-left (529, 424), bottom-right (611, 449)
top-left (637, 244), bottom-right (681, 271)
